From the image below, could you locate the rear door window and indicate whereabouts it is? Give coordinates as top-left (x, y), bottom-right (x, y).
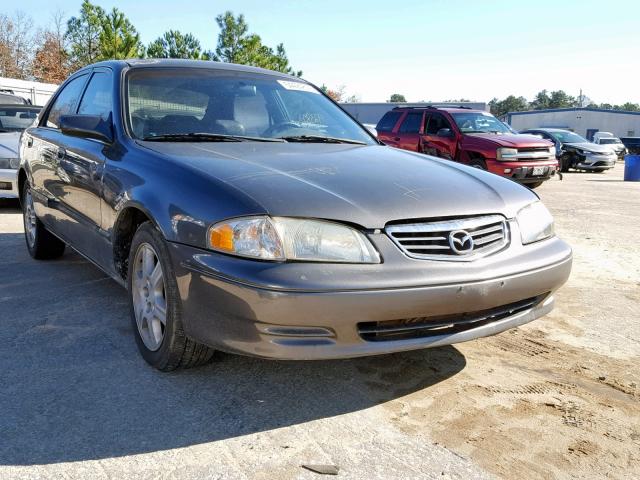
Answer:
top-left (45, 74), bottom-right (88, 128)
top-left (376, 111), bottom-right (402, 132)
top-left (398, 112), bottom-right (423, 134)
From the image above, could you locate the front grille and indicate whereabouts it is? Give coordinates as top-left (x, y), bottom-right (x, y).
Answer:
top-left (386, 215), bottom-right (509, 261)
top-left (517, 147), bottom-right (549, 153)
top-left (358, 295), bottom-right (545, 342)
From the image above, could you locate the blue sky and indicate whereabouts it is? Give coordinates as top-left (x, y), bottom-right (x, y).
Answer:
top-left (10, 0), bottom-right (640, 104)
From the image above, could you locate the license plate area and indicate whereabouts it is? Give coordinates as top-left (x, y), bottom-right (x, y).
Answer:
top-left (532, 166), bottom-right (546, 176)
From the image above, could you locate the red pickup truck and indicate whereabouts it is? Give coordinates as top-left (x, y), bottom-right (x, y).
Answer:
top-left (376, 106), bottom-right (558, 188)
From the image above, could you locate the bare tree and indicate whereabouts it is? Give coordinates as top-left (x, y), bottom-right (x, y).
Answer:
top-left (0, 11), bottom-right (35, 79)
top-left (32, 10), bottom-right (73, 83)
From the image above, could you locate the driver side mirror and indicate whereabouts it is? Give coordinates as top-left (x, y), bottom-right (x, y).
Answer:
top-left (59, 114), bottom-right (113, 143)
top-left (436, 128), bottom-right (454, 138)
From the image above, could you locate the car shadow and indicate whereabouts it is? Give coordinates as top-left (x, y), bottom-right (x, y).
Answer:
top-left (0, 231), bottom-right (466, 466)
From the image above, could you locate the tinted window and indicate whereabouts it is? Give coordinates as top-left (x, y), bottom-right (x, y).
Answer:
top-left (425, 113), bottom-right (452, 135)
top-left (46, 75), bottom-right (88, 128)
top-left (77, 71), bottom-right (113, 120)
top-left (398, 112), bottom-right (423, 134)
top-left (376, 111), bottom-right (402, 132)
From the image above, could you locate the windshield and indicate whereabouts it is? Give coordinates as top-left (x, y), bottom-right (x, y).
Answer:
top-left (126, 68), bottom-right (375, 144)
top-left (548, 130), bottom-right (588, 144)
top-left (0, 106), bottom-right (39, 132)
top-left (451, 111), bottom-right (511, 134)
top-left (599, 138), bottom-right (621, 144)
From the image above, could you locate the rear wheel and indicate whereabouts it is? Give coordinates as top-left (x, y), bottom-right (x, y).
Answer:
top-left (127, 222), bottom-right (215, 371)
top-left (22, 184), bottom-right (65, 260)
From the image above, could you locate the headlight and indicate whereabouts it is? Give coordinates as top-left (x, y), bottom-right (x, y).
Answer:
top-left (0, 157), bottom-right (19, 169)
top-left (516, 202), bottom-right (555, 245)
top-left (207, 216), bottom-right (380, 263)
top-left (496, 147), bottom-right (517, 160)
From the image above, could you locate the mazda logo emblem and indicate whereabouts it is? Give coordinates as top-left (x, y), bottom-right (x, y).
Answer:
top-left (449, 230), bottom-right (474, 255)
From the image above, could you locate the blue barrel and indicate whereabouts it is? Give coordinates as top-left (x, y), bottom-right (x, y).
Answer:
top-left (624, 155), bottom-right (640, 181)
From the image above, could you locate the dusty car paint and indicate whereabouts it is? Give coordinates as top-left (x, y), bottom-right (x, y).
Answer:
top-left (19, 59), bottom-right (572, 360)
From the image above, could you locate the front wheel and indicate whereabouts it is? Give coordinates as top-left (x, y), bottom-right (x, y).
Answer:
top-left (127, 222), bottom-right (215, 371)
top-left (22, 185), bottom-right (65, 260)
top-left (468, 158), bottom-right (487, 170)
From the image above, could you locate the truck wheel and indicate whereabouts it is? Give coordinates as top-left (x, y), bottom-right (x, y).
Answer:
top-left (559, 155), bottom-right (570, 172)
top-left (528, 181), bottom-right (544, 189)
top-left (22, 184), bottom-right (66, 260)
top-left (469, 158), bottom-right (487, 170)
top-left (127, 221), bottom-right (215, 371)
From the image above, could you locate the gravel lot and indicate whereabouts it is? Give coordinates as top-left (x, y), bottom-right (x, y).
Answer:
top-left (0, 165), bottom-right (638, 479)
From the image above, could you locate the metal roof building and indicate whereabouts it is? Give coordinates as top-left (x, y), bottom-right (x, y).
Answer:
top-left (506, 107), bottom-right (640, 140)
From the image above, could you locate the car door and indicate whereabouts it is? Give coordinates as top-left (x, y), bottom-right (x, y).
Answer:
top-left (57, 68), bottom-right (114, 266)
top-left (28, 72), bottom-right (90, 229)
top-left (375, 110), bottom-right (403, 147)
top-left (421, 112), bottom-right (457, 159)
top-left (395, 111), bottom-right (424, 152)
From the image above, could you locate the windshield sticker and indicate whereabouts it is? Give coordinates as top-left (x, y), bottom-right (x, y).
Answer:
top-left (277, 80), bottom-right (319, 94)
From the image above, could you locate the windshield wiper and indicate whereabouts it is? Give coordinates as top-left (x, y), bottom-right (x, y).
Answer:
top-left (278, 135), bottom-right (367, 145)
top-left (142, 132), bottom-right (284, 142)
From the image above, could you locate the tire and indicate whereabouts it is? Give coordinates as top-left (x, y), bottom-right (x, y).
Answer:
top-left (469, 157), bottom-right (487, 170)
top-left (22, 184), bottom-right (66, 260)
top-left (559, 155), bottom-right (570, 173)
top-left (528, 181), bottom-right (544, 189)
top-left (127, 221), bottom-right (215, 371)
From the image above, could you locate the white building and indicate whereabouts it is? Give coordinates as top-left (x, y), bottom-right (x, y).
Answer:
top-left (0, 77), bottom-right (59, 106)
top-left (506, 108), bottom-right (640, 140)
top-left (340, 102), bottom-right (488, 125)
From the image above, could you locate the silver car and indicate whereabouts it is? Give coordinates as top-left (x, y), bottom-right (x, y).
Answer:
top-left (19, 60), bottom-right (572, 370)
top-left (0, 105), bottom-right (40, 199)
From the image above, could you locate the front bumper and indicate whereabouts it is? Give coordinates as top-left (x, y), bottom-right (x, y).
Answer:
top-left (576, 153), bottom-right (616, 170)
top-left (0, 169), bottom-right (18, 199)
top-left (486, 159), bottom-right (558, 184)
top-left (168, 231), bottom-right (572, 360)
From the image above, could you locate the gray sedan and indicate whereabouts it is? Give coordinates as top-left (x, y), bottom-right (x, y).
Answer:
top-left (18, 60), bottom-right (572, 370)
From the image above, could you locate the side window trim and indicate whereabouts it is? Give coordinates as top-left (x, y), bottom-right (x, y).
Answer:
top-left (40, 72), bottom-right (91, 129)
top-left (76, 68), bottom-right (114, 118)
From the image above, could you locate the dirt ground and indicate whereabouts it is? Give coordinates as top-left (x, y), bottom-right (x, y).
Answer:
top-left (381, 165), bottom-right (640, 479)
top-left (0, 164), bottom-right (638, 479)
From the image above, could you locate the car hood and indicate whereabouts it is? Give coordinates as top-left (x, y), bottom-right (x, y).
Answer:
top-left (564, 142), bottom-right (615, 154)
top-left (140, 142), bottom-right (538, 229)
top-left (466, 133), bottom-right (552, 148)
top-left (0, 132), bottom-right (20, 158)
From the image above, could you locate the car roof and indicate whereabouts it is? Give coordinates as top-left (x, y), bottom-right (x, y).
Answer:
top-left (0, 104), bottom-right (40, 109)
top-left (523, 128), bottom-right (571, 133)
top-left (392, 106), bottom-right (487, 114)
top-left (80, 59), bottom-right (298, 80)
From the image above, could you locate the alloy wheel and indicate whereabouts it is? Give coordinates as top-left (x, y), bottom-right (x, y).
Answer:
top-left (24, 190), bottom-right (37, 248)
top-left (132, 243), bottom-right (167, 351)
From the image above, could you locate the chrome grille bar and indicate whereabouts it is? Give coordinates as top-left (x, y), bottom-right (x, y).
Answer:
top-left (386, 215), bottom-right (509, 261)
